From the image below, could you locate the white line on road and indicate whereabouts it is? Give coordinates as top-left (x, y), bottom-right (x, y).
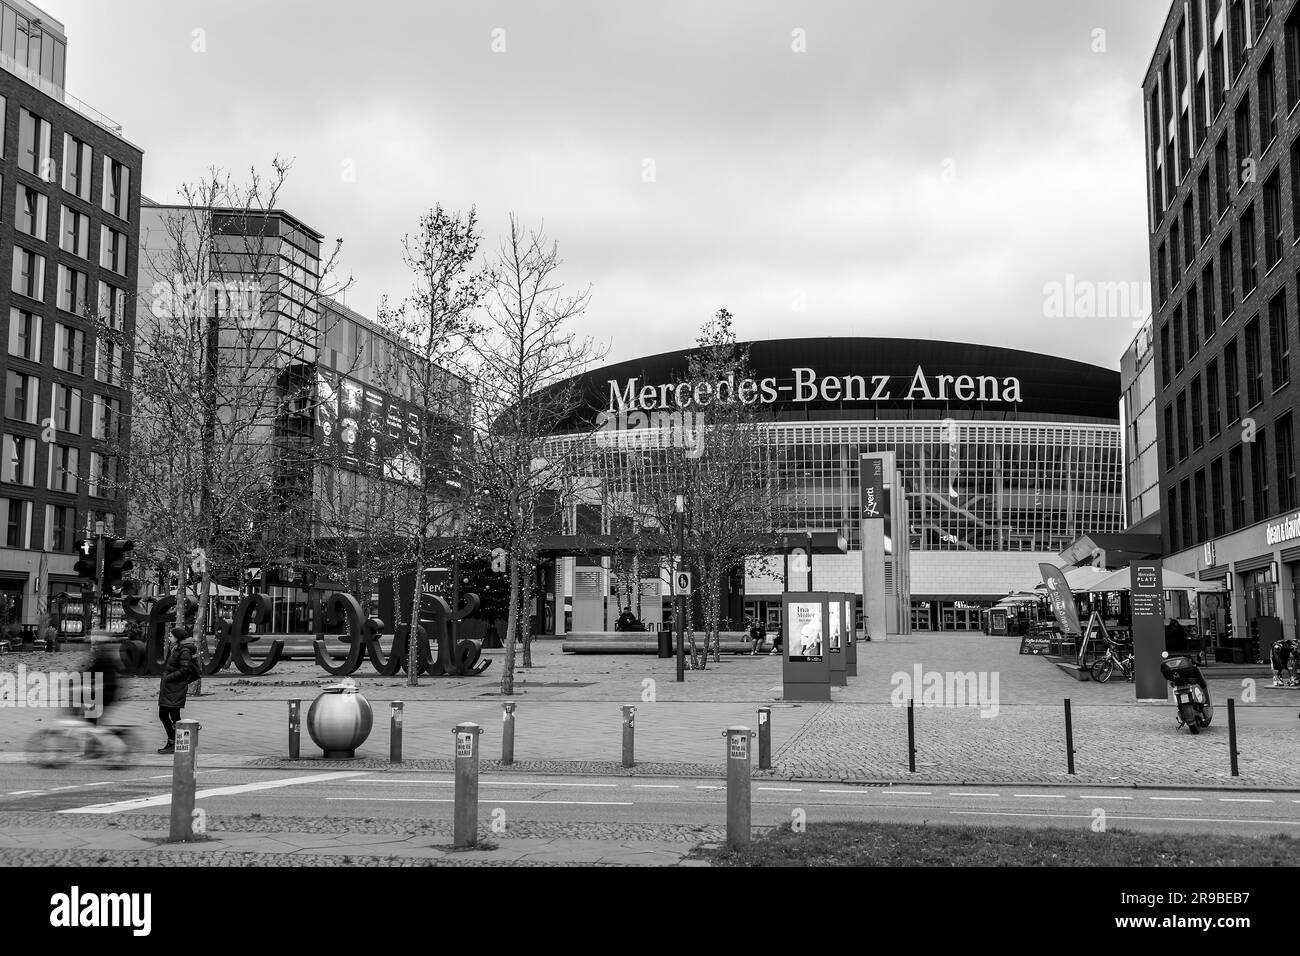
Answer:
top-left (8, 790), bottom-right (42, 795)
top-left (1079, 795), bottom-right (1133, 800)
top-left (60, 771), bottom-right (369, 814)
top-left (327, 797), bottom-right (634, 806)
top-left (952, 810), bottom-right (1300, 826)
top-left (1013, 793), bottom-right (1066, 798)
top-left (951, 792), bottom-right (999, 797)
top-left (344, 779), bottom-right (619, 788)
top-left (695, 785), bottom-right (723, 791)
top-left (631, 785), bottom-right (681, 789)
top-left (887, 790), bottom-right (932, 796)
top-left (758, 787), bottom-right (802, 792)
top-left (1218, 797), bottom-right (1274, 803)
top-left (819, 788), bottom-right (876, 794)
top-left (1149, 797), bottom-right (1203, 802)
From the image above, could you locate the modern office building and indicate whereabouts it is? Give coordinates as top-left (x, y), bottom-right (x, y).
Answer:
top-left (1143, 0), bottom-right (1300, 648)
top-left (0, 1), bottom-right (142, 630)
top-left (538, 337), bottom-right (1124, 633)
top-left (1121, 319), bottom-right (1162, 536)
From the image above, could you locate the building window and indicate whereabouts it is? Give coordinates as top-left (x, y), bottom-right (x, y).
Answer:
top-left (17, 107), bottom-right (51, 179)
top-left (1168, 486), bottom-right (1180, 552)
top-left (50, 384), bottom-right (81, 435)
top-left (1239, 204), bottom-right (1258, 296)
top-left (101, 156), bottom-right (130, 220)
top-left (6, 308), bottom-right (41, 362)
top-left (97, 281), bottom-right (126, 329)
top-left (1187, 287), bottom-right (1200, 359)
top-left (1195, 468), bottom-right (1209, 543)
top-left (53, 323), bottom-right (84, 375)
top-left (59, 205), bottom-right (90, 258)
top-left (15, 183), bottom-right (46, 240)
top-left (1198, 166), bottom-right (1212, 239)
top-left (1211, 456), bottom-right (1226, 537)
top-left (1250, 428), bottom-right (1270, 521)
top-left (1278, 413), bottom-right (1298, 512)
top-left (94, 338), bottom-right (122, 387)
top-left (1171, 220), bottom-right (1182, 281)
top-left (4, 374), bottom-right (39, 424)
top-left (1, 498), bottom-right (32, 549)
top-left (1173, 305), bottom-right (1185, 373)
top-left (1229, 444), bottom-right (1246, 528)
top-left (1177, 389), bottom-right (1189, 461)
top-left (88, 452), bottom-right (117, 499)
top-left (1212, 37), bottom-right (1227, 117)
top-left (1192, 375), bottom-right (1205, 450)
top-left (1219, 236), bottom-right (1235, 318)
top-left (1160, 320), bottom-right (1171, 385)
top-left (1202, 261), bottom-right (1218, 338)
top-left (56, 264), bottom-right (89, 315)
top-left (1270, 289), bottom-right (1290, 390)
top-left (1183, 197), bottom-right (1196, 264)
top-left (1164, 403), bottom-right (1176, 471)
top-left (1207, 357), bottom-right (1222, 438)
top-left (1180, 476), bottom-right (1193, 547)
top-left (1245, 315), bottom-right (1264, 407)
top-left (1158, 241), bottom-right (1169, 304)
top-left (1, 434), bottom-right (35, 485)
top-left (1231, 1), bottom-right (1249, 78)
top-left (1225, 338), bottom-right (1242, 425)
top-left (45, 504), bottom-right (75, 553)
top-left (1288, 4), bottom-right (1300, 110)
top-left (1259, 51), bottom-right (1278, 149)
top-left (61, 134), bottom-right (91, 201)
top-left (99, 225), bottom-right (127, 275)
top-left (1235, 95), bottom-right (1252, 189)
top-left (47, 444), bottom-right (78, 494)
top-left (1215, 134), bottom-right (1231, 217)
top-left (91, 395), bottom-right (121, 443)
top-left (11, 247), bottom-right (44, 301)
top-left (1264, 171), bottom-right (1284, 268)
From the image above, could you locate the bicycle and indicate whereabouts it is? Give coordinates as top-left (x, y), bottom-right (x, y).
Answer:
top-left (26, 714), bottom-right (139, 769)
top-left (1090, 640), bottom-right (1134, 684)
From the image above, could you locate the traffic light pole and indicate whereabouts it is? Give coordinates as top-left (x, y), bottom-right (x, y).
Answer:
top-left (675, 497), bottom-right (685, 683)
top-left (96, 526), bottom-right (107, 630)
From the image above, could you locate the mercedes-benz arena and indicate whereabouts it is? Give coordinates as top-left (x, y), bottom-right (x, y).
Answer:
top-left (540, 337), bottom-right (1122, 634)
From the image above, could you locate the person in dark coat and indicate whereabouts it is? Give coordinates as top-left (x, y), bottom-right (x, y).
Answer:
top-left (157, 626), bottom-right (200, 754)
top-left (84, 641), bottom-right (120, 725)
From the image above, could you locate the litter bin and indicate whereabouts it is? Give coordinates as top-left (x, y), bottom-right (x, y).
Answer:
top-left (307, 677), bottom-right (374, 758)
top-left (658, 629), bottom-right (673, 658)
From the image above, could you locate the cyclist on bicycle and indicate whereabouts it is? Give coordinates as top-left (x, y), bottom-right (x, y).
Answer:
top-left (83, 640), bottom-right (121, 725)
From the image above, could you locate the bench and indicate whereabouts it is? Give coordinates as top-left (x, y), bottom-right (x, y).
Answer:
top-left (561, 632), bottom-right (771, 654)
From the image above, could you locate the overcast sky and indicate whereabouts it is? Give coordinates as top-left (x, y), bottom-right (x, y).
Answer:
top-left (56, 0), bottom-right (1170, 370)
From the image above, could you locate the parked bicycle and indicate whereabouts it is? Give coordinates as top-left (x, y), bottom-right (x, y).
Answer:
top-left (26, 713), bottom-right (138, 769)
top-left (1090, 637), bottom-right (1134, 684)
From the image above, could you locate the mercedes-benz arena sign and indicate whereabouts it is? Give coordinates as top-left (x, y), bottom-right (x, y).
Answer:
top-left (550, 337), bottom-right (1120, 432)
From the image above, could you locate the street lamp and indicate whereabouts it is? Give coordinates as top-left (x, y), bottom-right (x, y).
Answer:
top-left (675, 494), bottom-right (685, 682)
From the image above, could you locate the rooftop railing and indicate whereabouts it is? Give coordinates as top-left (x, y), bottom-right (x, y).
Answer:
top-left (0, 51), bottom-right (124, 134)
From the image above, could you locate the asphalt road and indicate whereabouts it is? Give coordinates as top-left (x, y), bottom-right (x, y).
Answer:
top-left (3, 763), bottom-right (1299, 839)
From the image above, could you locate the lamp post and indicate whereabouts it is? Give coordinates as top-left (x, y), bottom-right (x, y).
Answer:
top-left (675, 493), bottom-right (685, 682)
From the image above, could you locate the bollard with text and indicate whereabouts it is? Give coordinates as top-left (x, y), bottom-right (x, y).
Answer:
top-left (1130, 560), bottom-right (1169, 701)
top-left (907, 698), bottom-right (916, 773)
top-left (502, 701), bottom-right (516, 765)
top-left (1227, 698), bottom-right (1239, 777)
top-left (723, 726), bottom-right (754, 849)
top-left (167, 719), bottom-right (201, 843)
top-left (757, 706), bottom-right (771, 770)
top-left (288, 699), bottom-right (300, 760)
top-left (622, 705), bottom-right (636, 768)
top-left (390, 701), bottom-right (403, 763)
top-left (453, 722), bottom-right (483, 848)
top-left (1064, 698), bottom-right (1076, 775)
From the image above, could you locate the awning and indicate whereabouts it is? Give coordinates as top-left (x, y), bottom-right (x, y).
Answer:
top-left (1090, 566), bottom-right (1225, 593)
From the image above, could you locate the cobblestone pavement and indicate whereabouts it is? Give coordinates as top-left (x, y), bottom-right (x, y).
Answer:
top-left (0, 811), bottom-right (725, 866)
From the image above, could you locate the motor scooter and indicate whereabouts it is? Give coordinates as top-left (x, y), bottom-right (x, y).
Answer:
top-left (1160, 650), bottom-right (1213, 734)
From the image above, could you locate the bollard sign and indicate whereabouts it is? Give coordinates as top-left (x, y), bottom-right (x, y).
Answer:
top-left (175, 729), bottom-right (191, 754)
top-left (729, 733), bottom-right (749, 760)
top-left (456, 732), bottom-right (474, 757)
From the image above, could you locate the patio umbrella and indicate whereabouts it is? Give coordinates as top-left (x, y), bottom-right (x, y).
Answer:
top-left (1090, 566), bottom-right (1225, 593)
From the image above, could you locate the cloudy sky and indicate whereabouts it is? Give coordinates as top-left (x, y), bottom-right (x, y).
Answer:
top-left (56, 0), bottom-right (1170, 370)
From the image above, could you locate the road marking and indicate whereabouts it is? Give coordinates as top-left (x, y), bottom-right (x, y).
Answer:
top-left (758, 787), bottom-right (803, 792)
top-left (695, 785), bottom-right (723, 791)
top-left (8, 790), bottom-right (43, 796)
top-left (1149, 796), bottom-right (1202, 802)
top-left (1078, 795), bottom-right (1132, 800)
top-left (819, 788), bottom-right (877, 794)
top-left (1013, 793), bottom-right (1066, 798)
top-left (1218, 797), bottom-right (1273, 803)
top-left (327, 797), bottom-right (634, 807)
top-left (345, 779), bottom-right (619, 789)
top-left (952, 792), bottom-right (999, 797)
top-left (61, 771), bottom-right (369, 814)
top-left (952, 810), bottom-right (1300, 826)
top-left (631, 784), bottom-right (681, 789)
top-left (887, 790), bottom-right (932, 796)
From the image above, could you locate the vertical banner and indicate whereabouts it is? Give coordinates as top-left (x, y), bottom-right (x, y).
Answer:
top-left (1037, 563), bottom-right (1082, 636)
top-left (860, 456), bottom-right (884, 519)
top-left (1129, 560), bottom-right (1169, 701)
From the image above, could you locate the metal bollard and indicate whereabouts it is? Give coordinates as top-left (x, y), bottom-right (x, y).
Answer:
top-left (502, 701), bottom-right (516, 765)
top-left (390, 701), bottom-right (403, 763)
top-left (723, 726), bottom-right (754, 850)
top-left (167, 719), bottom-right (201, 843)
top-left (907, 698), bottom-right (916, 773)
top-left (288, 699), bottom-right (300, 760)
top-left (622, 705), bottom-right (636, 768)
top-left (1064, 698), bottom-right (1076, 775)
top-left (757, 706), bottom-right (772, 770)
top-left (1227, 698), bottom-right (1239, 777)
top-left (453, 722), bottom-right (483, 848)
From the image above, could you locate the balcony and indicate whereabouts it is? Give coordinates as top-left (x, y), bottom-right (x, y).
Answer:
top-left (0, 50), bottom-right (123, 135)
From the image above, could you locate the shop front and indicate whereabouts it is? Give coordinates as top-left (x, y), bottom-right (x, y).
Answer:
top-left (910, 598), bottom-right (996, 632)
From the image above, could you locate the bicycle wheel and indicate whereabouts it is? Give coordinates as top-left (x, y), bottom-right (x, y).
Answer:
top-left (27, 728), bottom-right (76, 768)
top-left (1091, 657), bottom-right (1115, 684)
top-left (105, 728), bottom-right (137, 769)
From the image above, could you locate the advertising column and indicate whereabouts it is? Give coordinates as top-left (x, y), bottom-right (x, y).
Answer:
top-left (782, 593), bottom-right (831, 701)
top-left (1130, 560), bottom-right (1168, 701)
top-left (827, 593), bottom-right (847, 686)
top-left (860, 453), bottom-right (888, 642)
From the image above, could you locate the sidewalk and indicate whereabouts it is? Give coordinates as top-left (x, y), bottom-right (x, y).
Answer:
top-left (0, 811), bottom-right (717, 866)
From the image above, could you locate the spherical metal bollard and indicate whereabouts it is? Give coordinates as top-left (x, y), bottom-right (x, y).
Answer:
top-left (306, 678), bottom-right (373, 758)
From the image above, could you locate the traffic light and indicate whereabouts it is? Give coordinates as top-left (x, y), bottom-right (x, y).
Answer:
top-left (73, 538), bottom-right (99, 588)
top-left (103, 538), bottom-right (134, 592)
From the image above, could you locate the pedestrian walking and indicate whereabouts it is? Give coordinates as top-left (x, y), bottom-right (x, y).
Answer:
top-left (157, 625), bottom-right (200, 754)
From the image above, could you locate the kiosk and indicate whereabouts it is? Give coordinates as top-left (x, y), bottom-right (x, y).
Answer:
top-left (844, 593), bottom-right (858, 677)
top-left (782, 592), bottom-right (833, 701)
top-left (827, 592), bottom-right (847, 687)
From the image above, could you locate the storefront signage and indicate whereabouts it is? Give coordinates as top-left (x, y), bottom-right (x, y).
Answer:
top-left (1038, 564), bottom-right (1082, 636)
top-left (789, 600), bottom-right (824, 662)
top-left (1018, 634), bottom-right (1051, 655)
top-left (1129, 560), bottom-right (1168, 701)
top-left (1265, 511), bottom-right (1300, 546)
top-left (607, 366), bottom-right (1023, 412)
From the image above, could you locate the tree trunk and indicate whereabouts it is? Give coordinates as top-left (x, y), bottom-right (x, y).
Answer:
top-left (407, 561), bottom-right (425, 687)
top-left (190, 566), bottom-right (212, 695)
top-left (521, 565), bottom-right (533, 668)
top-left (390, 574), bottom-right (404, 627)
top-left (500, 560), bottom-right (520, 696)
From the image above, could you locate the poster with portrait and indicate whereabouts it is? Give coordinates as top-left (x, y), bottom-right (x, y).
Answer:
top-left (828, 599), bottom-right (842, 652)
top-left (789, 600), bottom-right (823, 662)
